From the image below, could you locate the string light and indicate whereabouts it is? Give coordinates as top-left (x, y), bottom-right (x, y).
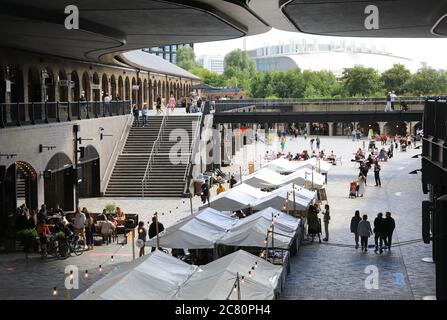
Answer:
top-left (248, 271), bottom-right (252, 277)
top-left (98, 265), bottom-right (102, 272)
top-left (254, 262), bottom-right (258, 269)
top-left (233, 284), bottom-right (237, 292)
top-left (84, 270), bottom-right (89, 278)
top-left (241, 276), bottom-right (245, 284)
top-left (111, 255), bottom-right (114, 262)
top-left (69, 270), bottom-right (73, 280)
top-left (251, 266), bottom-right (255, 271)
top-left (52, 287), bottom-right (58, 296)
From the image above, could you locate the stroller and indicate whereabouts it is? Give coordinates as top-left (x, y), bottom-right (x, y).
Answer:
top-left (349, 181), bottom-right (358, 198)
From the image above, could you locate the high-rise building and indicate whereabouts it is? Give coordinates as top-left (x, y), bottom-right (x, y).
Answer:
top-left (197, 55), bottom-right (225, 74)
top-left (143, 44), bottom-right (194, 65)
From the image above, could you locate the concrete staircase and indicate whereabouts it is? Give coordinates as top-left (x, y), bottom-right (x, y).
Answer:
top-left (105, 117), bottom-right (163, 197)
top-left (142, 115), bottom-right (200, 197)
top-left (105, 114), bottom-right (200, 198)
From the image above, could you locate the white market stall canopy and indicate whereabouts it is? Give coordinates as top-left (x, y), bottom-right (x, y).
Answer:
top-left (243, 167), bottom-right (325, 189)
top-left (206, 183), bottom-right (268, 212)
top-left (147, 206), bottom-right (301, 250)
top-left (76, 250), bottom-right (198, 300)
top-left (174, 250), bottom-right (282, 300)
top-left (78, 250), bottom-right (282, 300)
top-left (265, 158), bottom-right (331, 175)
top-left (250, 184), bottom-right (316, 212)
top-left (146, 208), bottom-right (238, 249)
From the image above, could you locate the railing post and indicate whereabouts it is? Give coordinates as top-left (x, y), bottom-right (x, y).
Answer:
top-left (30, 102), bottom-right (35, 125)
top-left (102, 102), bottom-right (106, 117)
top-left (77, 101), bottom-right (81, 120)
top-left (109, 102), bottom-right (113, 116)
top-left (0, 103), bottom-right (4, 128)
top-left (44, 101), bottom-right (49, 123)
top-left (94, 102), bottom-right (98, 118)
top-left (16, 102), bottom-right (21, 126)
top-left (67, 102), bottom-right (71, 121)
top-left (56, 101), bottom-right (61, 122)
top-left (86, 101), bottom-right (90, 119)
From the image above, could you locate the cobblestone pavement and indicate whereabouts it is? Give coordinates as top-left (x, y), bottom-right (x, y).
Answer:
top-left (0, 135), bottom-right (435, 299)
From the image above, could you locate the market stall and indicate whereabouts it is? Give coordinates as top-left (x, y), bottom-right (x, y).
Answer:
top-left (76, 250), bottom-right (197, 300)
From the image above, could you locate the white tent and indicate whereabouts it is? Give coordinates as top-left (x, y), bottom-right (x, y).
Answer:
top-left (238, 207), bottom-right (300, 234)
top-left (206, 184), bottom-right (264, 212)
top-left (265, 157), bottom-right (331, 175)
top-left (243, 167), bottom-right (325, 189)
top-left (218, 217), bottom-right (293, 249)
top-left (174, 250), bottom-right (283, 300)
top-left (250, 184), bottom-right (316, 212)
top-left (280, 168), bottom-right (325, 189)
top-left (76, 250), bottom-right (197, 300)
top-left (146, 208), bottom-right (237, 249)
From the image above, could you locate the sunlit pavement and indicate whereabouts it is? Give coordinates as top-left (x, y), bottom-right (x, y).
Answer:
top-left (0, 135), bottom-right (435, 299)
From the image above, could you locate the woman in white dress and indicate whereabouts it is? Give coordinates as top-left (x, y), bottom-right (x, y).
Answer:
top-left (358, 175), bottom-right (366, 197)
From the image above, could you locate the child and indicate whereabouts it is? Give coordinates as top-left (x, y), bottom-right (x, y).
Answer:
top-left (138, 221), bottom-right (147, 257)
top-left (37, 222), bottom-right (51, 256)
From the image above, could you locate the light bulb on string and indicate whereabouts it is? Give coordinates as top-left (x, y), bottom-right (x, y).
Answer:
top-left (111, 255), bottom-right (114, 262)
top-left (248, 271), bottom-right (252, 277)
top-left (69, 270), bottom-right (73, 280)
top-left (98, 265), bottom-right (102, 272)
top-left (84, 270), bottom-right (89, 278)
top-left (233, 284), bottom-right (237, 292)
top-left (254, 262), bottom-right (258, 269)
top-left (52, 287), bottom-right (58, 296)
top-left (241, 276), bottom-right (245, 284)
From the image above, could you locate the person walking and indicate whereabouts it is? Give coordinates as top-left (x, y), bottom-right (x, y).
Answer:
top-left (350, 210), bottom-right (362, 249)
top-left (307, 205), bottom-right (322, 243)
top-left (357, 174), bottom-right (366, 197)
top-left (103, 92), bottom-right (111, 115)
top-left (374, 161), bottom-right (381, 187)
top-left (316, 137), bottom-right (321, 150)
top-left (359, 163), bottom-right (369, 186)
top-left (80, 92), bottom-right (88, 113)
top-left (156, 96), bottom-right (162, 115)
top-left (132, 105), bottom-right (140, 126)
top-left (322, 204), bottom-right (330, 241)
top-left (310, 138), bottom-right (315, 151)
top-left (385, 92), bottom-right (392, 112)
top-left (357, 214), bottom-right (373, 252)
top-left (201, 181), bottom-right (210, 205)
top-left (373, 213), bottom-right (386, 253)
top-left (169, 91), bottom-right (176, 113)
top-left (303, 126), bottom-right (308, 140)
top-left (137, 221), bottom-right (147, 257)
top-left (390, 90), bottom-right (397, 110)
top-left (383, 212), bottom-right (396, 250)
top-left (149, 215), bottom-right (164, 252)
top-left (142, 106), bottom-right (149, 127)
top-left (84, 210), bottom-right (95, 250)
top-left (280, 135), bottom-right (286, 153)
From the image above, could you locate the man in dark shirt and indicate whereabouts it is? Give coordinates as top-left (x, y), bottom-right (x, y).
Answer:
top-left (148, 215), bottom-right (164, 252)
top-left (383, 212), bottom-right (396, 250)
top-left (373, 213), bottom-right (386, 253)
top-left (37, 204), bottom-right (48, 224)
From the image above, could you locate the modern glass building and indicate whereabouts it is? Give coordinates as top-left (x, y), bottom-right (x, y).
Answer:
top-left (143, 44), bottom-right (194, 65)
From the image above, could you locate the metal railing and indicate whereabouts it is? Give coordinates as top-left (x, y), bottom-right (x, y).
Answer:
top-left (215, 96), bottom-right (426, 113)
top-left (141, 109), bottom-right (169, 197)
top-left (183, 113), bottom-right (203, 195)
top-left (0, 100), bottom-right (132, 128)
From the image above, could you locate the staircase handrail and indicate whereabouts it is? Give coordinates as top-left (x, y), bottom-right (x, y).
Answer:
top-left (183, 112), bottom-right (203, 194)
top-left (141, 108), bottom-right (169, 197)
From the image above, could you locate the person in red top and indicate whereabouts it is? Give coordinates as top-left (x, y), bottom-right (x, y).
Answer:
top-left (37, 223), bottom-right (51, 256)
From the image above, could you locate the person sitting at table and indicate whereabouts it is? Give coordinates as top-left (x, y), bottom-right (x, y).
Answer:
top-left (301, 150), bottom-right (310, 160)
top-left (293, 153), bottom-right (300, 161)
top-left (216, 183), bottom-right (226, 195)
top-left (286, 152), bottom-right (293, 161)
top-left (115, 207), bottom-right (125, 224)
top-left (100, 217), bottom-right (116, 245)
top-left (327, 151), bottom-right (336, 164)
top-left (97, 209), bottom-right (107, 222)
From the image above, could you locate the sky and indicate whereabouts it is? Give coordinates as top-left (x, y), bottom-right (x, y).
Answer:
top-left (194, 28), bottom-right (447, 69)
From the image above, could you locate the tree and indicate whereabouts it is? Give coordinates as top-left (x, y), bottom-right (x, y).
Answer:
top-left (223, 49), bottom-right (257, 78)
top-left (405, 67), bottom-right (447, 95)
top-left (341, 66), bottom-right (382, 96)
top-left (176, 47), bottom-right (197, 71)
top-left (381, 64), bottom-right (411, 94)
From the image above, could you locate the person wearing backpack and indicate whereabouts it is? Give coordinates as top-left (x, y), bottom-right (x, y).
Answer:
top-left (322, 204), bottom-right (330, 241)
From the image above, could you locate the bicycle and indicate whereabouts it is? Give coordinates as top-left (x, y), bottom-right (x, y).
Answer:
top-left (57, 234), bottom-right (84, 259)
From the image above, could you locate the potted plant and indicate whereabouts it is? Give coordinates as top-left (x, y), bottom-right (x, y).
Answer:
top-left (105, 203), bottom-right (116, 214)
top-left (55, 231), bottom-right (68, 257)
top-left (16, 229), bottom-right (38, 253)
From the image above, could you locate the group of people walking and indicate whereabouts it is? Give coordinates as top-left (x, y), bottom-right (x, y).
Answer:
top-left (350, 210), bottom-right (395, 253)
